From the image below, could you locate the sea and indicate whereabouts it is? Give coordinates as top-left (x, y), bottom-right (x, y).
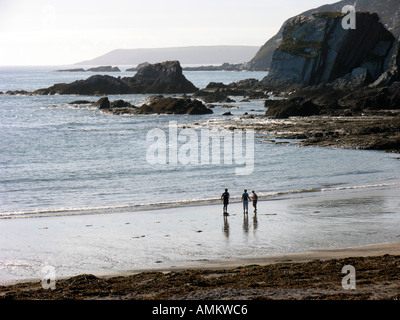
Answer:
top-left (1, 66), bottom-right (400, 283)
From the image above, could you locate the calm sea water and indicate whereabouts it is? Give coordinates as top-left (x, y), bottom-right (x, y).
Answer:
top-left (1, 66), bottom-right (400, 217)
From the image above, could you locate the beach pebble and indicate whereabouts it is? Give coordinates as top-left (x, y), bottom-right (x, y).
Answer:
top-left (132, 235), bottom-right (145, 239)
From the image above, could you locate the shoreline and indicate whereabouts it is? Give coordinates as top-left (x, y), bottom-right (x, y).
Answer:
top-left (1, 184), bottom-right (400, 300)
top-left (1, 242), bottom-right (399, 300)
top-left (98, 241), bottom-right (400, 276)
top-left (1, 184), bottom-right (400, 287)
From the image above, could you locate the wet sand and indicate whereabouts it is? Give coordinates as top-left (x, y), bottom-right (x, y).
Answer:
top-left (1, 243), bottom-right (399, 300)
top-left (1, 185), bottom-right (400, 300)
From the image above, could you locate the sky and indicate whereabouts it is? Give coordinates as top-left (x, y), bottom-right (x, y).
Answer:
top-left (0, 0), bottom-right (339, 66)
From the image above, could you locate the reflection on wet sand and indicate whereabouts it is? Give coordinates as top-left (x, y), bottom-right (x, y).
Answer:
top-left (223, 214), bottom-right (229, 239)
top-left (243, 214), bottom-right (249, 234)
top-left (222, 213), bottom-right (259, 239)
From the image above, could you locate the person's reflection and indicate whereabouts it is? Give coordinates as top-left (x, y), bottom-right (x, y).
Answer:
top-left (253, 213), bottom-right (258, 232)
top-left (223, 214), bottom-right (229, 239)
top-left (243, 213), bottom-right (249, 234)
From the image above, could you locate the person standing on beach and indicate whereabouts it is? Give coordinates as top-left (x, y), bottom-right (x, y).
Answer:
top-left (221, 188), bottom-right (230, 215)
top-left (242, 189), bottom-right (249, 214)
top-left (251, 190), bottom-right (258, 213)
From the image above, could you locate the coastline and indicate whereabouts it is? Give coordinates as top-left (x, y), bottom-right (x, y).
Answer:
top-left (1, 242), bottom-right (399, 300)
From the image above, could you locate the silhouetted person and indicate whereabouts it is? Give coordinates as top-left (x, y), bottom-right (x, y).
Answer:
top-left (221, 188), bottom-right (230, 215)
top-left (251, 190), bottom-right (258, 213)
top-left (241, 189), bottom-right (249, 214)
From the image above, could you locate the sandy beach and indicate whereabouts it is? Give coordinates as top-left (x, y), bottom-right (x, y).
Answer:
top-left (1, 184), bottom-right (400, 300)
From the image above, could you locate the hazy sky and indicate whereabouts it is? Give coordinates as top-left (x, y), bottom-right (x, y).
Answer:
top-left (0, 0), bottom-right (339, 66)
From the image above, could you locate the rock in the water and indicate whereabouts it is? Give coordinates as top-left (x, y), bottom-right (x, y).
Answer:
top-left (34, 61), bottom-right (198, 95)
top-left (93, 97), bottom-right (136, 111)
top-left (86, 66), bottom-right (121, 72)
top-left (134, 97), bottom-right (213, 115)
top-left (34, 75), bottom-right (133, 95)
top-left (68, 100), bottom-right (92, 105)
top-left (94, 97), bottom-right (111, 109)
top-left (194, 91), bottom-right (232, 103)
top-left (110, 99), bottom-right (134, 108)
top-left (55, 68), bottom-right (86, 72)
top-left (265, 97), bottom-right (320, 119)
top-left (124, 60), bottom-right (198, 94)
top-left (222, 111), bottom-right (232, 116)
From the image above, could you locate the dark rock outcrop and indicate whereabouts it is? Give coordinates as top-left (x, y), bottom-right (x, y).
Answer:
top-left (54, 66), bottom-right (120, 72)
top-left (35, 61), bottom-right (198, 95)
top-left (86, 66), bottom-right (120, 72)
top-left (126, 62), bottom-right (151, 72)
top-left (94, 97), bottom-right (111, 109)
top-left (247, 0), bottom-right (400, 70)
top-left (123, 61), bottom-right (198, 94)
top-left (55, 68), bottom-right (86, 72)
top-left (183, 63), bottom-right (246, 71)
top-left (110, 99), bottom-right (134, 108)
top-left (68, 100), bottom-right (92, 104)
top-left (371, 36), bottom-right (400, 87)
top-left (262, 12), bottom-right (395, 88)
top-left (339, 83), bottom-right (400, 110)
top-left (263, 79), bottom-right (400, 119)
top-left (193, 78), bottom-right (269, 101)
top-left (91, 97), bottom-right (136, 114)
top-left (265, 98), bottom-right (320, 118)
top-left (133, 97), bottom-right (213, 115)
top-left (194, 91), bottom-right (234, 103)
top-left (34, 75), bottom-right (133, 95)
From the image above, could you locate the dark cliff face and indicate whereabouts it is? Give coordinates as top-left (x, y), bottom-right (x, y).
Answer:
top-left (372, 36), bottom-right (400, 87)
top-left (262, 12), bottom-right (395, 87)
top-left (248, 0), bottom-right (400, 70)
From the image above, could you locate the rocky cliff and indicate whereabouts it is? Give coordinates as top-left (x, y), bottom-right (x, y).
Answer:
top-left (262, 12), bottom-right (395, 87)
top-left (248, 0), bottom-right (400, 70)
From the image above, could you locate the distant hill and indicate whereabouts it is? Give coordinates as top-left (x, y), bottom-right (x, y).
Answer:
top-left (247, 0), bottom-right (400, 70)
top-left (76, 46), bottom-right (260, 66)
